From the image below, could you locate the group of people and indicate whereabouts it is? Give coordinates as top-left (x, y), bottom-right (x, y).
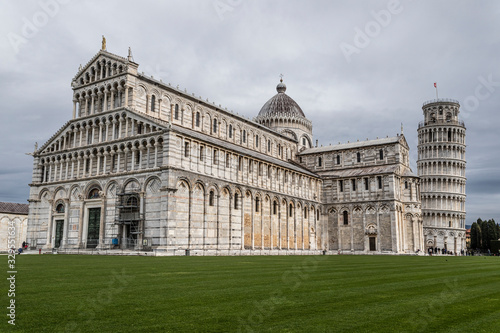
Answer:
top-left (17, 241), bottom-right (29, 254)
top-left (427, 247), bottom-right (466, 256)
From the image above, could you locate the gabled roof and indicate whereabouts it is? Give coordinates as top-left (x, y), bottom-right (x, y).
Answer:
top-left (72, 49), bottom-right (133, 82)
top-left (36, 107), bottom-right (168, 156)
top-left (0, 202), bottom-right (29, 215)
top-left (299, 135), bottom-right (407, 155)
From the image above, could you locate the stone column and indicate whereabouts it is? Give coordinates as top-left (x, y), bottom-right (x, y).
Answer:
top-left (96, 153), bottom-right (101, 175)
top-left (98, 195), bottom-right (106, 249)
top-left (97, 91), bottom-right (103, 113)
top-left (99, 124), bottom-right (103, 142)
top-left (117, 86), bottom-right (123, 107)
top-left (78, 97), bottom-right (84, 117)
top-left (103, 151), bottom-right (108, 174)
top-left (138, 148), bottom-right (143, 170)
top-left (118, 118), bottom-right (123, 139)
top-left (72, 99), bottom-right (77, 119)
top-left (90, 93), bottom-right (95, 115)
top-left (45, 200), bottom-right (54, 249)
top-left (154, 142), bottom-right (158, 168)
top-left (76, 156), bottom-right (81, 179)
top-left (41, 161), bottom-right (47, 182)
top-left (64, 159), bottom-right (69, 180)
top-left (77, 198), bottom-right (84, 248)
top-left (48, 161), bottom-right (53, 182)
top-left (125, 117), bottom-right (129, 137)
top-left (110, 88), bottom-right (116, 109)
top-left (61, 198), bottom-right (70, 248)
top-left (131, 148), bottom-right (136, 171)
top-left (124, 86), bottom-right (129, 107)
top-left (146, 143), bottom-right (151, 169)
top-left (89, 154), bottom-right (95, 177)
top-left (117, 149), bottom-right (121, 173)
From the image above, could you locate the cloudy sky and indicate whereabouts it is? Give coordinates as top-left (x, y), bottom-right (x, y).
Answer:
top-left (0, 0), bottom-right (498, 224)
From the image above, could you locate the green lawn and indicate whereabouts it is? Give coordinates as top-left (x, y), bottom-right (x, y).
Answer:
top-left (2, 254), bottom-right (500, 332)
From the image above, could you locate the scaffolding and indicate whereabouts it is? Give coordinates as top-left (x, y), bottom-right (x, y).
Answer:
top-left (115, 192), bottom-right (143, 249)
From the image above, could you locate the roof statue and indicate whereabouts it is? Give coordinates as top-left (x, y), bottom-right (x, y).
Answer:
top-left (101, 35), bottom-right (106, 51)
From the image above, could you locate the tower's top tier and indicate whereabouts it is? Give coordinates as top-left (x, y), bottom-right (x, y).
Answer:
top-left (420, 98), bottom-right (464, 127)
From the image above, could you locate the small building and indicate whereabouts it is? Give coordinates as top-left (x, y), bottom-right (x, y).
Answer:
top-left (0, 202), bottom-right (29, 252)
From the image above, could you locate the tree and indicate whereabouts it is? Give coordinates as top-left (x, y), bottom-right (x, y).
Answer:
top-left (471, 218), bottom-right (500, 252)
top-left (470, 222), bottom-right (482, 250)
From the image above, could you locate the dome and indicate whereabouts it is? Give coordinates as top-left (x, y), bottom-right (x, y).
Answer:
top-left (257, 80), bottom-right (305, 118)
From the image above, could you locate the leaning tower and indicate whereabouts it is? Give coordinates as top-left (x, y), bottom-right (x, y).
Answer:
top-left (417, 98), bottom-right (467, 254)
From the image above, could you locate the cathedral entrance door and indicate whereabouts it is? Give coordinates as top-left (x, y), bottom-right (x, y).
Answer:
top-left (55, 220), bottom-right (64, 248)
top-left (87, 208), bottom-right (101, 248)
top-left (124, 222), bottom-right (138, 249)
top-left (369, 237), bottom-right (376, 251)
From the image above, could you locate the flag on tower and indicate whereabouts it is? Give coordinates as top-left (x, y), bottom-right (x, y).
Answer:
top-left (434, 82), bottom-right (437, 88)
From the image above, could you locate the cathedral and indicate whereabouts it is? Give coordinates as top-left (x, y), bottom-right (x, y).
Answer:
top-left (26, 45), bottom-right (464, 255)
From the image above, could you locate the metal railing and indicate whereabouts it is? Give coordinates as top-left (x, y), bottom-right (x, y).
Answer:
top-left (422, 98), bottom-right (460, 106)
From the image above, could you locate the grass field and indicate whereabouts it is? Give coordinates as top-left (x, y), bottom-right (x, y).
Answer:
top-left (2, 254), bottom-right (500, 332)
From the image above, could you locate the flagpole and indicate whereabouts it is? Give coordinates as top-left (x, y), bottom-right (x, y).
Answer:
top-left (435, 82), bottom-right (439, 99)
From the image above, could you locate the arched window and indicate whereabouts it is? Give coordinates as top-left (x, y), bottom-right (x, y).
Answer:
top-left (174, 104), bottom-right (179, 120)
top-left (255, 197), bottom-right (260, 212)
top-left (229, 124), bottom-right (233, 138)
top-left (343, 211), bottom-right (349, 225)
top-left (234, 193), bottom-right (239, 210)
top-left (199, 146), bottom-right (204, 161)
top-left (88, 188), bottom-right (100, 199)
top-left (337, 155), bottom-right (341, 165)
top-left (226, 153), bottom-right (230, 168)
top-left (213, 149), bottom-right (218, 165)
top-left (379, 149), bottom-right (384, 160)
top-left (268, 140), bottom-right (271, 152)
top-left (273, 201), bottom-right (278, 215)
top-left (212, 119), bottom-right (218, 133)
top-left (242, 130), bottom-right (246, 143)
top-left (55, 203), bottom-right (65, 213)
top-left (318, 157), bottom-right (322, 167)
top-left (151, 95), bottom-right (156, 113)
top-left (304, 207), bottom-right (308, 219)
top-left (184, 141), bottom-right (190, 158)
top-left (317, 209), bottom-right (320, 220)
top-left (357, 152), bottom-right (361, 163)
top-left (255, 135), bottom-right (259, 148)
top-left (127, 196), bottom-right (138, 206)
top-left (209, 191), bottom-right (215, 206)
top-left (195, 112), bottom-right (200, 127)
top-left (289, 203), bottom-right (293, 217)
